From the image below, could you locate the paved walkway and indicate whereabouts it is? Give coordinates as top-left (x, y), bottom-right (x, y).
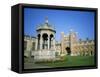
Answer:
top-left (24, 63), bottom-right (51, 69)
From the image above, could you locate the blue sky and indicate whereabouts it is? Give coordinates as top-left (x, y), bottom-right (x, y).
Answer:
top-left (24, 8), bottom-right (95, 41)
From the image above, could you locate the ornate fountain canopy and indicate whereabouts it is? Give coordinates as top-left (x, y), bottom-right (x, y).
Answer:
top-left (36, 17), bottom-right (56, 33)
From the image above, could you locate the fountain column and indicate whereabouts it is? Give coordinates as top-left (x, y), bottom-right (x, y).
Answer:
top-left (40, 33), bottom-right (43, 50)
top-left (53, 37), bottom-right (56, 50)
top-left (35, 38), bottom-right (38, 50)
top-left (48, 35), bottom-right (50, 50)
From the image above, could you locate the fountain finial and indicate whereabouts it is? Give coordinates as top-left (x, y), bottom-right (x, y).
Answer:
top-left (45, 16), bottom-right (48, 23)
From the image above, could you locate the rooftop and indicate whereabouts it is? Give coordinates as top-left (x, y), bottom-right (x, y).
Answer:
top-left (36, 17), bottom-right (56, 33)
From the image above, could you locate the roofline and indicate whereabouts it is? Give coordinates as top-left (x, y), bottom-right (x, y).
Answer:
top-left (36, 29), bottom-right (56, 33)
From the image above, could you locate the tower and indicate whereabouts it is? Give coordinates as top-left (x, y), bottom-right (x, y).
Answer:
top-left (69, 29), bottom-right (78, 55)
top-left (61, 32), bottom-right (64, 55)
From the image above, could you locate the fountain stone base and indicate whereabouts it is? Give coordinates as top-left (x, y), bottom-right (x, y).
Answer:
top-left (32, 50), bottom-right (56, 62)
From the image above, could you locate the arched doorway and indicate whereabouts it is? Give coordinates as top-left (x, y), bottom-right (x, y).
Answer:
top-left (66, 47), bottom-right (71, 55)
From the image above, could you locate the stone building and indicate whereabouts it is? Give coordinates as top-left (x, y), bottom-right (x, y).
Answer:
top-left (24, 35), bottom-right (36, 57)
top-left (24, 17), bottom-right (95, 60)
top-left (61, 30), bottom-right (94, 56)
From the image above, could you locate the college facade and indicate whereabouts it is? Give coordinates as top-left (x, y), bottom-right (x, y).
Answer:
top-left (24, 17), bottom-right (94, 61)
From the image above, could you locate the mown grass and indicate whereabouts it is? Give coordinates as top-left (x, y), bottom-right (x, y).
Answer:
top-left (35, 56), bottom-right (95, 67)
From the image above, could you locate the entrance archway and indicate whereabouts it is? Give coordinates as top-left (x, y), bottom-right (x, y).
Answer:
top-left (66, 47), bottom-right (71, 55)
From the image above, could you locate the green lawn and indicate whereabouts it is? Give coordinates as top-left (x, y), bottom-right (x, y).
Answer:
top-left (35, 56), bottom-right (95, 68)
top-left (24, 56), bottom-right (95, 69)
